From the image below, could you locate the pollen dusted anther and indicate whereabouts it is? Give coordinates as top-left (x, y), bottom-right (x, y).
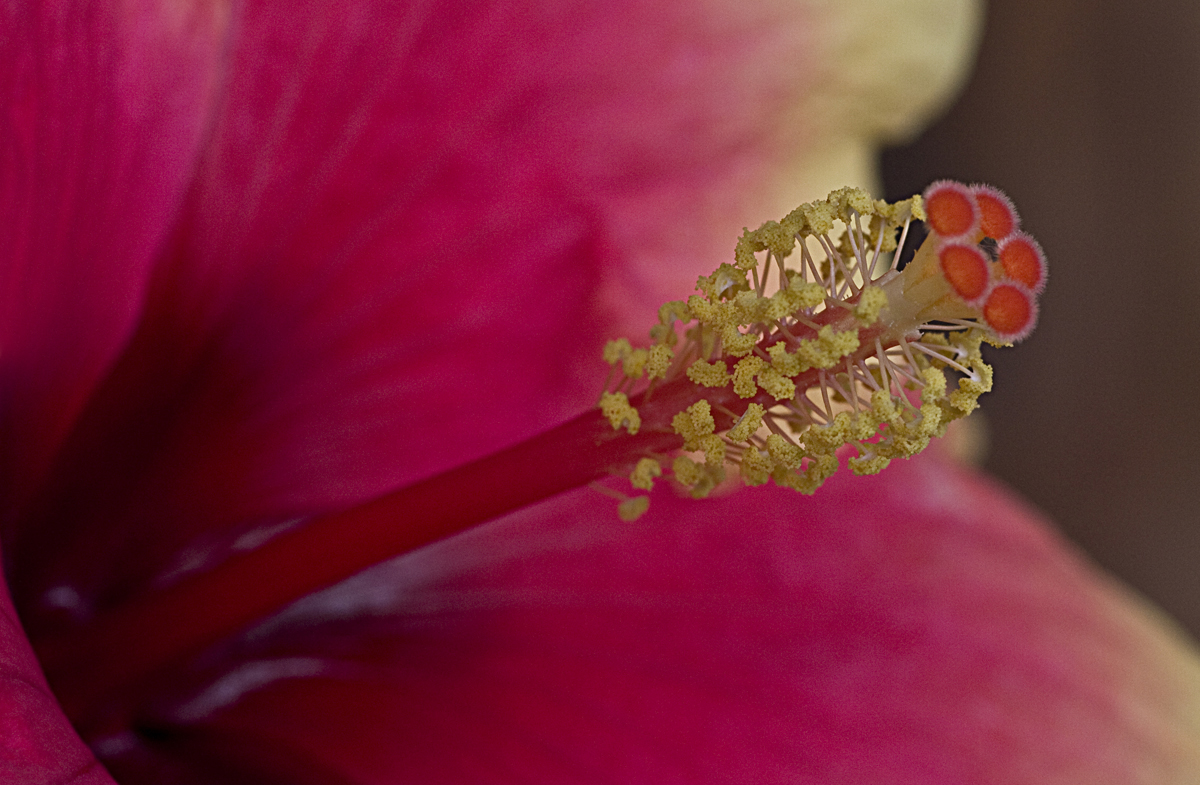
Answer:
top-left (597, 182), bottom-right (1046, 517)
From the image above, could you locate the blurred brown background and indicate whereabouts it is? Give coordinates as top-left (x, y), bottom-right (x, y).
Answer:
top-left (884, 0), bottom-right (1200, 636)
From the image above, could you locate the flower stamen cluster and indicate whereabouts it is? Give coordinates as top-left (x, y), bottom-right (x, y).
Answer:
top-left (599, 183), bottom-right (1046, 519)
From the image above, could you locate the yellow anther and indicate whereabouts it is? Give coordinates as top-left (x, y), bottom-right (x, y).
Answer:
top-left (630, 457), bottom-right (663, 491)
top-left (915, 402), bottom-right (943, 437)
top-left (738, 447), bottom-right (773, 486)
top-left (599, 391), bottom-right (641, 435)
top-left (800, 200), bottom-right (835, 235)
top-left (803, 412), bottom-right (852, 452)
top-left (755, 219), bottom-right (796, 259)
top-left (848, 453), bottom-right (891, 475)
top-left (765, 433), bottom-right (804, 469)
top-left (850, 411), bottom-right (877, 442)
top-left (603, 338), bottom-right (632, 366)
top-left (734, 289), bottom-right (760, 315)
top-left (870, 388), bottom-right (902, 426)
top-left (948, 388), bottom-right (981, 416)
top-left (947, 358), bottom-right (993, 415)
top-left (686, 294), bottom-right (721, 323)
top-left (720, 325), bottom-right (758, 358)
top-left (697, 263), bottom-right (750, 301)
top-left (909, 194), bottom-right (926, 222)
top-left (921, 366), bottom-right (947, 402)
top-left (854, 286), bottom-right (888, 324)
top-left (781, 279), bottom-right (827, 311)
top-left (673, 455), bottom-right (704, 486)
top-left (766, 342), bottom-right (802, 377)
top-left (795, 325), bottom-right (860, 371)
top-left (727, 403), bottom-right (765, 442)
top-left (596, 184), bottom-right (1041, 510)
top-left (671, 456), bottom-right (723, 499)
top-left (672, 399), bottom-right (715, 449)
top-left (622, 348), bottom-right (649, 379)
top-left (758, 289), bottom-right (796, 321)
top-left (780, 205), bottom-right (808, 236)
top-left (659, 300), bottom-right (690, 325)
top-left (734, 232), bottom-right (760, 271)
top-left (772, 453), bottom-right (838, 495)
top-left (686, 359), bottom-right (730, 388)
top-left (828, 186), bottom-right (875, 221)
top-left (698, 434), bottom-right (726, 467)
top-left (618, 496), bottom-right (651, 522)
top-left (646, 344), bottom-right (673, 381)
top-left (756, 366), bottom-right (795, 401)
top-left (732, 355), bottom-right (765, 398)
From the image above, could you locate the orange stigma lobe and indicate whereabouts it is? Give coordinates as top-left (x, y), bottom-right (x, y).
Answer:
top-left (924, 181), bottom-right (977, 238)
top-left (983, 283), bottom-right (1036, 341)
top-left (999, 233), bottom-right (1046, 293)
top-left (939, 243), bottom-right (990, 303)
top-left (974, 186), bottom-right (1018, 239)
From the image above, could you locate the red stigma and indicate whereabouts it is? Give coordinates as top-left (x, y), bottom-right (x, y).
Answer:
top-left (939, 243), bottom-right (990, 304)
top-left (983, 283), bottom-right (1037, 341)
top-left (999, 233), bottom-right (1046, 293)
top-left (973, 185), bottom-right (1019, 240)
top-left (924, 181), bottom-right (977, 238)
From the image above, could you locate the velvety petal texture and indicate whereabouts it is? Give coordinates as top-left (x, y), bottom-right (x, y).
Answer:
top-left (1, 3), bottom-right (228, 781)
top-left (0, 544), bottom-right (117, 785)
top-left (9, 1), bottom-right (1200, 784)
top-left (10, 0), bottom-right (827, 624)
top-left (0, 0), bottom-right (228, 527)
top-left (106, 454), bottom-right (1200, 784)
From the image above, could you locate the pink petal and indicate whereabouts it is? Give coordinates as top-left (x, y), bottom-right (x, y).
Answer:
top-left (0, 545), bottom-right (116, 784)
top-left (116, 453), bottom-right (1200, 783)
top-left (0, 1), bottom-right (228, 529)
top-left (13, 1), bottom-right (819, 619)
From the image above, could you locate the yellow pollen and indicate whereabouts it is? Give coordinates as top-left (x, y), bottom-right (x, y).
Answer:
top-left (672, 455), bottom-right (704, 486)
top-left (732, 356), bottom-right (765, 398)
top-left (618, 496), bottom-right (651, 522)
top-left (686, 359), bottom-right (731, 388)
top-left (854, 286), bottom-right (888, 324)
top-left (757, 366), bottom-right (796, 401)
top-left (629, 457), bottom-right (663, 491)
top-left (646, 344), bottom-right (673, 381)
top-left (727, 403), bottom-right (765, 442)
top-left (595, 182), bottom-right (1044, 513)
top-left (766, 433), bottom-right (804, 469)
top-left (599, 391), bottom-right (641, 435)
top-left (794, 325), bottom-right (860, 371)
top-left (738, 447), bottom-right (773, 486)
top-left (603, 338), bottom-right (632, 366)
top-left (622, 348), bottom-right (649, 379)
top-left (672, 399), bottom-right (716, 449)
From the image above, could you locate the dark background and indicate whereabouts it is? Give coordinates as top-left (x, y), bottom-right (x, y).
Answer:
top-left (884, 0), bottom-right (1200, 636)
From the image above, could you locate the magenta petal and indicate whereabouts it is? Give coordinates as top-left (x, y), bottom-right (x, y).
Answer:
top-left (0, 548), bottom-right (116, 784)
top-left (13, 1), bottom-right (818, 613)
top-left (0, 1), bottom-right (227, 524)
top-left (130, 454), bottom-right (1200, 783)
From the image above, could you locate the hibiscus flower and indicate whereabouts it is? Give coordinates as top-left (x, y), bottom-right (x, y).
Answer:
top-left (3, 1), bottom-right (1200, 784)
